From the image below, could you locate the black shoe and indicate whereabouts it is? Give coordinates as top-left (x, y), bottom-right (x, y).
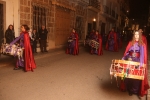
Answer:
top-left (13, 67), bottom-right (20, 70)
top-left (129, 92), bottom-right (133, 96)
top-left (137, 95), bottom-right (141, 100)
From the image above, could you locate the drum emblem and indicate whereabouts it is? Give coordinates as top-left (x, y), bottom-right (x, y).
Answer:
top-left (132, 52), bottom-right (136, 57)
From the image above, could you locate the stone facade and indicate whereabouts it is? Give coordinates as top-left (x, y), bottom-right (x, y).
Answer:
top-left (75, 1), bottom-right (88, 40)
top-left (19, 0), bottom-right (87, 48)
top-left (0, 0), bottom-right (129, 49)
top-left (20, 0), bottom-right (56, 49)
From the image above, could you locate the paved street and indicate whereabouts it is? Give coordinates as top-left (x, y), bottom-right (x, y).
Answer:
top-left (0, 44), bottom-right (149, 100)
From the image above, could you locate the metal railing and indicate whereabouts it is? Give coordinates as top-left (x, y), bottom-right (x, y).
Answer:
top-left (112, 10), bottom-right (115, 18)
top-left (103, 5), bottom-right (109, 14)
top-left (89, 0), bottom-right (100, 10)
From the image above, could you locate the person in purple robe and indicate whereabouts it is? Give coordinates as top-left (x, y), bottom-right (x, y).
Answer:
top-left (10, 30), bottom-right (25, 68)
top-left (105, 28), bottom-right (118, 51)
top-left (90, 30), bottom-right (103, 55)
top-left (66, 28), bottom-right (79, 55)
top-left (9, 25), bottom-right (36, 71)
top-left (121, 31), bottom-right (149, 97)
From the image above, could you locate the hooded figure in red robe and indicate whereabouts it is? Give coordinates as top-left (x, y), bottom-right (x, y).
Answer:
top-left (105, 28), bottom-right (118, 51)
top-left (66, 28), bottom-right (79, 55)
top-left (90, 30), bottom-right (103, 55)
top-left (10, 24), bottom-right (36, 72)
top-left (120, 31), bottom-right (149, 97)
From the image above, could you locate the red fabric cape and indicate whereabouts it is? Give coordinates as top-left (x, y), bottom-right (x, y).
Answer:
top-left (73, 32), bottom-right (79, 55)
top-left (123, 41), bottom-right (149, 96)
top-left (24, 32), bottom-right (36, 71)
top-left (105, 32), bottom-right (118, 51)
top-left (66, 32), bottom-right (79, 55)
top-left (97, 34), bottom-right (103, 55)
top-left (142, 35), bottom-right (147, 51)
top-left (142, 35), bottom-right (148, 68)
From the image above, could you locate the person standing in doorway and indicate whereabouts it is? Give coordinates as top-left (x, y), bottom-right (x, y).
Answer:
top-left (31, 29), bottom-right (38, 53)
top-left (5, 24), bottom-right (15, 43)
top-left (39, 25), bottom-right (48, 52)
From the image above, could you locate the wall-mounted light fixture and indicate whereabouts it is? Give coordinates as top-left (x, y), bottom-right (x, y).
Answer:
top-left (93, 18), bottom-right (96, 22)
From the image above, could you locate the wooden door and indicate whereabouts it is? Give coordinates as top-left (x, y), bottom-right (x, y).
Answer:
top-left (55, 6), bottom-right (71, 46)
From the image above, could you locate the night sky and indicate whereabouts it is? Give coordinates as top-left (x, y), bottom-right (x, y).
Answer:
top-left (129, 0), bottom-right (150, 19)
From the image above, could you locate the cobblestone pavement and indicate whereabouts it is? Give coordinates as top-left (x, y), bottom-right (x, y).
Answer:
top-left (0, 44), bottom-right (149, 100)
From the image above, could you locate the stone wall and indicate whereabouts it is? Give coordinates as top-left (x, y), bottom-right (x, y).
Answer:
top-left (20, 0), bottom-right (55, 49)
top-left (20, 0), bottom-right (31, 26)
top-left (75, 1), bottom-right (88, 40)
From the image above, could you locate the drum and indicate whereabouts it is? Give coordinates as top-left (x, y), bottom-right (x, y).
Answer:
top-left (110, 59), bottom-right (145, 80)
top-left (1, 43), bottom-right (9, 54)
top-left (68, 39), bottom-right (73, 43)
top-left (89, 40), bottom-right (99, 49)
top-left (1, 43), bottom-right (23, 57)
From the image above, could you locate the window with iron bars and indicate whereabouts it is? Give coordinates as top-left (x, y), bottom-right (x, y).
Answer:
top-left (32, 6), bottom-right (46, 31)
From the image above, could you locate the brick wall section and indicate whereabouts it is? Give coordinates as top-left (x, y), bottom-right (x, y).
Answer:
top-left (20, 0), bottom-right (31, 26)
top-left (19, 0), bottom-right (88, 47)
top-left (20, 0), bottom-right (55, 40)
top-left (75, 1), bottom-right (88, 39)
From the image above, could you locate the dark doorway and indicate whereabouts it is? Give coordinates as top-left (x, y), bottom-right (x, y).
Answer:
top-left (87, 23), bottom-right (92, 35)
top-left (93, 21), bottom-right (96, 30)
top-left (101, 23), bottom-right (105, 36)
top-left (0, 3), bottom-right (4, 46)
top-left (101, 23), bottom-right (106, 45)
top-left (75, 16), bottom-right (83, 39)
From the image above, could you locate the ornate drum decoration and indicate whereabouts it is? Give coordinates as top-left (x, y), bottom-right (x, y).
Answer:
top-left (110, 59), bottom-right (146, 80)
top-left (68, 39), bottom-right (73, 43)
top-left (90, 40), bottom-right (99, 49)
top-left (1, 43), bottom-right (23, 58)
